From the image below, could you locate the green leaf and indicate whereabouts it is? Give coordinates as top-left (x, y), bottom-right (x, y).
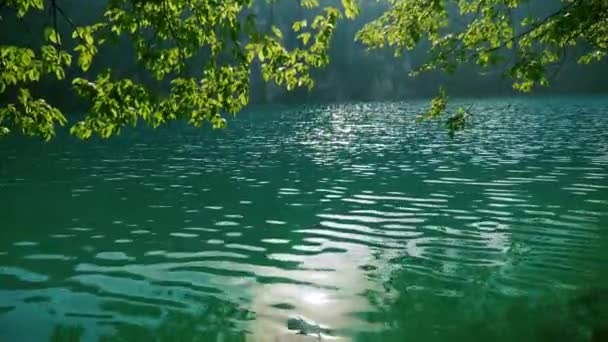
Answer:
top-left (44, 27), bottom-right (61, 45)
top-left (271, 26), bottom-right (283, 39)
top-left (298, 33), bottom-right (312, 45)
top-left (341, 0), bottom-right (360, 19)
top-left (292, 20), bottom-right (307, 32)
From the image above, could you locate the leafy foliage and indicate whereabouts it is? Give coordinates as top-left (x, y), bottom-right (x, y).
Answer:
top-left (0, 0), bottom-right (352, 140)
top-left (357, 0), bottom-right (608, 135)
top-left (0, 0), bottom-right (606, 140)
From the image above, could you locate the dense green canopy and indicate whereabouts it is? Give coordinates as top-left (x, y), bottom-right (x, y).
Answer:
top-left (357, 0), bottom-right (608, 130)
top-left (0, 0), bottom-right (606, 140)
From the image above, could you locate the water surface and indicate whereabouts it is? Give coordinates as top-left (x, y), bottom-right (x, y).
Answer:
top-left (1, 97), bottom-right (608, 341)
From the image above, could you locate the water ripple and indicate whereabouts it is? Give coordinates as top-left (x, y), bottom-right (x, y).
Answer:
top-left (1, 98), bottom-right (608, 341)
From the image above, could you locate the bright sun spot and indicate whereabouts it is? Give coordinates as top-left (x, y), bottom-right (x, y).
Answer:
top-left (303, 291), bottom-right (330, 305)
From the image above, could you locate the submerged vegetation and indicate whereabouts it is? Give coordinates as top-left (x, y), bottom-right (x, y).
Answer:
top-left (0, 0), bottom-right (606, 140)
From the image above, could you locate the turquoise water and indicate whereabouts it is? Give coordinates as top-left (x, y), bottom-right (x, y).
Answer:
top-left (1, 97), bottom-right (608, 341)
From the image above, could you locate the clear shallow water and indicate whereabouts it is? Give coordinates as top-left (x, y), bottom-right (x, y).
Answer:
top-left (1, 97), bottom-right (608, 341)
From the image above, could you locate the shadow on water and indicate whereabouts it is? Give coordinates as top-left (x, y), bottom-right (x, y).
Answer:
top-left (354, 283), bottom-right (608, 342)
top-left (45, 286), bottom-right (608, 342)
top-left (50, 297), bottom-right (254, 342)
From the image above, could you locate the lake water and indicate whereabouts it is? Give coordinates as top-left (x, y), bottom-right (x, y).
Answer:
top-left (1, 97), bottom-right (608, 342)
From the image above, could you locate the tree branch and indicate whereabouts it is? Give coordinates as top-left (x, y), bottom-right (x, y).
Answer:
top-left (53, 2), bottom-right (95, 56)
top-left (161, 0), bottom-right (185, 69)
top-left (478, 0), bottom-right (582, 55)
top-left (50, 0), bottom-right (61, 49)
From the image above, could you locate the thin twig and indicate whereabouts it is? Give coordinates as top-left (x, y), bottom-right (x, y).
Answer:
top-left (50, 0), bottom-right (62, 50)
top-left (53, 4), bottom-right (76, 32)
top-left (161, 0), bottom-right (185, 69)
top-left (53, 3), bottom-right (95, 56)
top-left (477, 0), bottom-right (582, 55)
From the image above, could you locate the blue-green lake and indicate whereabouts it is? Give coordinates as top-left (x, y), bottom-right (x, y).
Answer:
top-left (1, 97), bottom-right (608, 341)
